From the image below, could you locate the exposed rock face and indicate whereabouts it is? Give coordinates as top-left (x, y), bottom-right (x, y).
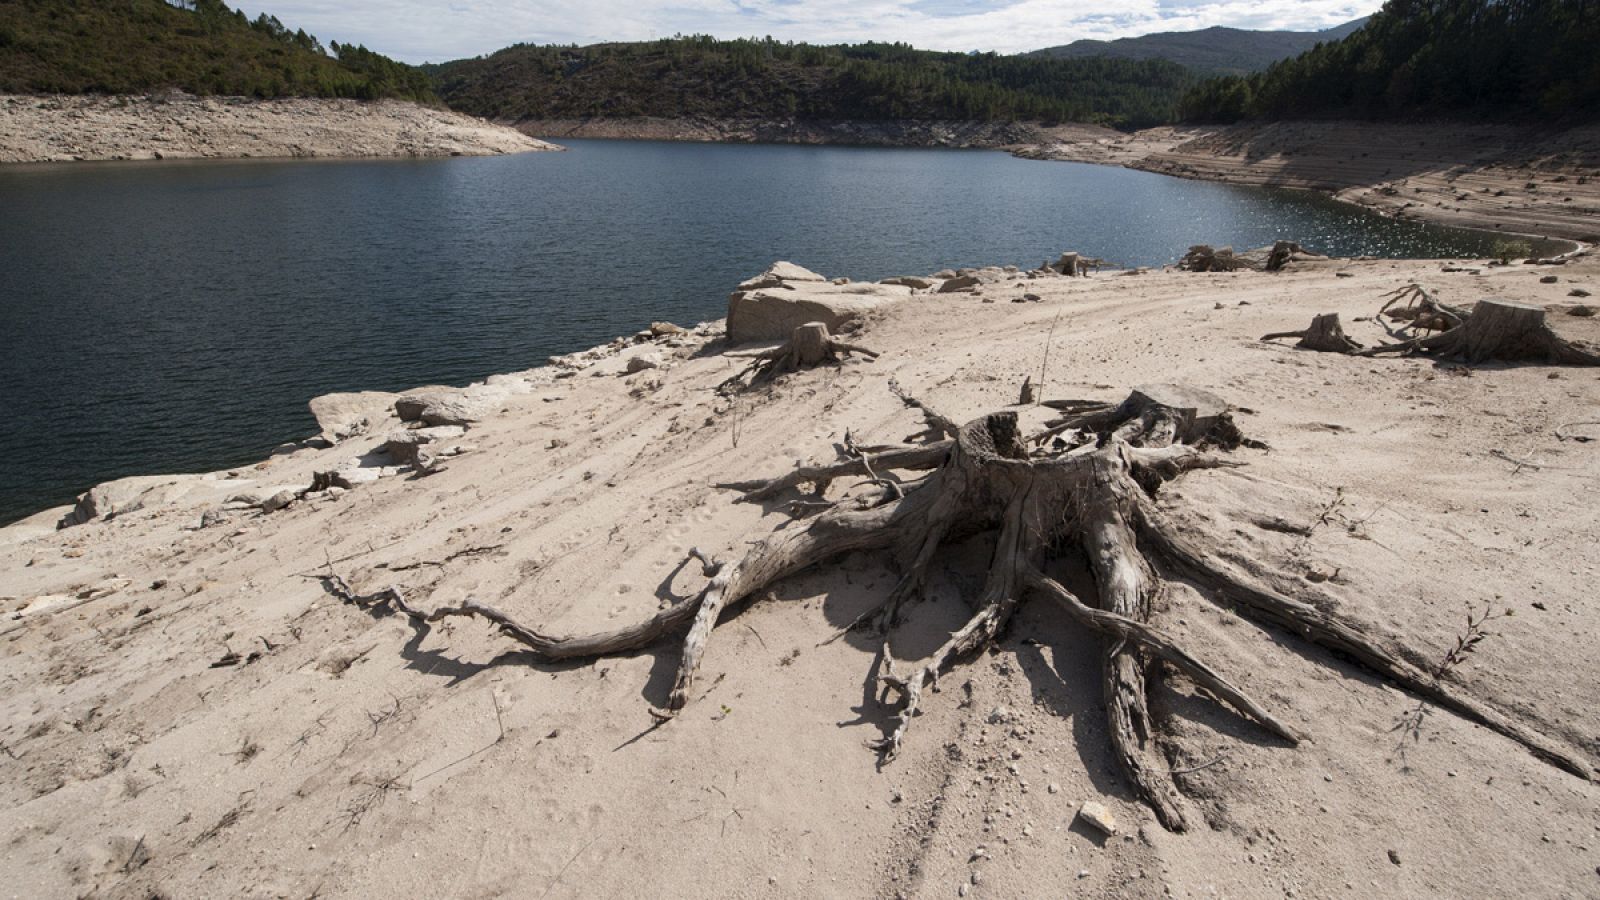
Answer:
top-left (308, 391), bottom-right (399, 443)
top-left (394, 390), bottom-right (504, 428)
top-left (725, 266), bottom-right (913, 343)
top-left (58, 475), bottom-right (200, 528)
top-left (880, 276), bottom-right (937, 290)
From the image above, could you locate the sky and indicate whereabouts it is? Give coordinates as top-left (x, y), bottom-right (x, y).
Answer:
top-left (228, 0), bottom-right (1383, 65)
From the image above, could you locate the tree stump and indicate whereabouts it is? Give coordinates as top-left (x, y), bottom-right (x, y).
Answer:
top-left (1366, 298), bottom-right (1600, 365)
top-left (1261, 313), bottom-right (1363, 353)
top-left (723, 321), bottom-right (879, 388)
top-left (322, 383), bottom-right (1591, 832)
top-left (1180, 245), bottom-right (1254, 273)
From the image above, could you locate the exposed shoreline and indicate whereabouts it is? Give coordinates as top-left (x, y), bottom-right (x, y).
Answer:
top-left (3, 252), bottom-right (1597, 898)
top-left (1017, 120), bottom-right (1600, 245)
top-left (528, 115), bottom-right (1599, 246)
top-left (512, 115), bottom-right (1120, 149)
top-left (0, 94), bottom-right (560, 164)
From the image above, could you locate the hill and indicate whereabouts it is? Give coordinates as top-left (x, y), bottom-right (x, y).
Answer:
top-left (1026, 19), bottom-right (1368, 76)
top-left (430, 36), bottom-right (1195, 131)
top-left (0, 0), bottom-right (433, 101)
top-left (1179, 0), bottom-right (1600, 123)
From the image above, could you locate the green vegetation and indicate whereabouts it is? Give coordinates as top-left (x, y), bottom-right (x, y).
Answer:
top-left (1179, 0), bottom-right (1600, 122)
top-left (0, 0), bottom-right (433, 101)
top-left (1027, 19), bottom-right (1368, 77)
top-left (431, 36), bottom-right (1196, 130)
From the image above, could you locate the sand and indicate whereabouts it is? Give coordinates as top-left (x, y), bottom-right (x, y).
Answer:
top-left (3, 250), bottom-right (1599, 898)
top-left (1019, 121), bottom-right (1600, 245)
top-left (0, 94), bottom-right (560, 164)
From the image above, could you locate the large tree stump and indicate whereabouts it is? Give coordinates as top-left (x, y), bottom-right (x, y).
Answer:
top-left (1179, 245), bottom-right (1254, 273)
top-left (723, 321), bottom-right (879, 388)
top-left (323, 384), bottom-right (1593, 832)
top-left (1366, 298), bottom-right (1600, 365)
top-left (1261, 313), bottom-right (1364, 353)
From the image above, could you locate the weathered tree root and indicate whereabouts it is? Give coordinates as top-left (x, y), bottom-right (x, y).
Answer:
top-left (1364, 296), bottom-right (1600, 365)
top-left (1261, 313), bottom-right (1364, 353)
top-left (723, 322), bottom-right (878, 388)
top-left (324, 383), bottom-right (1592, 832)
top-left (1264, 287), bottom-right (1600, 366)
top-left (1179, 244), bottom-right (1253, 272)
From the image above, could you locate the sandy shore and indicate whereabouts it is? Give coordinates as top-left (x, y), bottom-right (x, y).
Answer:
top-left (3, 251), bottom-right (1598, 898)
top-left (1019, 121), bottom-right (1600, 245)
top-left (0, 94), bottom-right (560, 164)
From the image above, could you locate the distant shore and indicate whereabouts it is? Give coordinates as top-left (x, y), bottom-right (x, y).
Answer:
top-left (1017, 120), bottom-right (1600, 245)
top-left (513, 115), bottom-right (1121, 149)
top-left (0, 94), bottom-right (560, 164)
top-left (516, 115), bottom-right (1598, 245)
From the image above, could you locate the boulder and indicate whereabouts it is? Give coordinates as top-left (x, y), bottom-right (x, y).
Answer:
top-left (880, 276), bottom-right (936, 290)
top-left (727, 285), bottom-right (904, 344)
top-left (394, 390), bottom-right (500, 428)
top-left (938, 274), bottom-right (983, 293)
top-left (380, 425), bottom-right (465, 466)
top-left (59, 474), bottom-right (201, 528)
top-left (308, 390), bottom-right (398, 443)
top-left (260, 490), bottom-right (298, 513)
top-left (736, 261), bottom-right (828, 292)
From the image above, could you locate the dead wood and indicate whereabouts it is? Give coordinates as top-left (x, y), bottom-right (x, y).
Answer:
top-left (1261, 313), bottom-right (1364, 353)
top-left (1264, 240), bottom-right (1324, 272)
top-left (326, 382), bottom-right (1591, 832)
top-left (1365, 296), bottom-right (1600, 365)
top-left (724, 322), bottom-right (878, 389)
top-left (1179, 245), bottom-right (1255, 273)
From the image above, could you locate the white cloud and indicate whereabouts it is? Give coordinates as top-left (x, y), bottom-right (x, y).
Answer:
top-left (229, 0), bottom-right (1382, 64)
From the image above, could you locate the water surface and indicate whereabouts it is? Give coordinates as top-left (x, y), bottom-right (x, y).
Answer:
top-left (0, 140), bottom-right (1517, 523)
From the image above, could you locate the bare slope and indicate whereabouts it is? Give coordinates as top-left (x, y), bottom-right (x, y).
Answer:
top-left (2, 254), bottom-right (1598, 898)
top-left (0, 94), bottom-right (558, 163)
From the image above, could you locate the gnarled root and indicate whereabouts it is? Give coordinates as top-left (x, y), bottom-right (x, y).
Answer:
top-left (1364, 297), bottom-right (1600, 365)
top-left (330, 381), bottom-right (1591, 831)
top-left (723, 321), bottom-right (878, 389)
top-left (1180, 244), bottom-right (1255, 273)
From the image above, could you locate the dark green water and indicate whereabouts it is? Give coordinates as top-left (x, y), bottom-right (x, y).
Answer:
top-left (0, 140), bottom-right (1521, 524)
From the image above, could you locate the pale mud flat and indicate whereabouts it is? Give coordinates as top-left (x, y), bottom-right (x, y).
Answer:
top-left (1021, 121), bottom-right (1600, 244)
top-left (0, 94), bottom-right (559, 164)
top-left (2, 255), bottom-right (1600, 899)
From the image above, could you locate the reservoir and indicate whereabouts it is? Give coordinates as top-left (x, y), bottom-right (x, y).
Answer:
top-left (0, 139), bottom-right (1524, 523)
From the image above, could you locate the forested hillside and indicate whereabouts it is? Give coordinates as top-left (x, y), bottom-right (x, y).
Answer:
top-left (1027, 19), bottom-right (1368, 76)
top-left (431, 37), bottom-right (1195, 130)
top-left (1179, 0), bottom-right (1600, 122)
top-left (0, 0), bottom-right (433, 101)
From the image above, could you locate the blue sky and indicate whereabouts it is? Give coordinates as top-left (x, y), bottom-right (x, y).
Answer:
top-left (230, 0), bottom-right (1381, 65)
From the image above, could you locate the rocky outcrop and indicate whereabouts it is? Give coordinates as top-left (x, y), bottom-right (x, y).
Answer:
top-left (308, 390), bottom-right (400, 444)
top-left (726, 263), bottom-right (913, 343)
top-left (58, 475), bottom-right (202, 528)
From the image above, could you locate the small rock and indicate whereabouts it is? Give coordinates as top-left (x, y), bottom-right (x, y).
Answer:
top-left (625, 355), bottom-right (660, 374)
top-left (1076, 800), bottom-right (1118, 836)
top-left (261, 490), bottom-right (298, 513)
top-left (1387, 849), bottom-right (1402, 866)
top-left (1570, 304), bottom-right (1596, 316)
top-left (987, 706), bottom-right (1010, 724)
top-left (1568, 288), bottom-right (1591, 298)
top-left (1540, 275), bottom-right (1559, 284)
top-left (650, 321), bottom-right (685, 337)
top-left (1048, 783), bottom-right (1060, 794)
top-left (958, 885), bottom-right (968, 897)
